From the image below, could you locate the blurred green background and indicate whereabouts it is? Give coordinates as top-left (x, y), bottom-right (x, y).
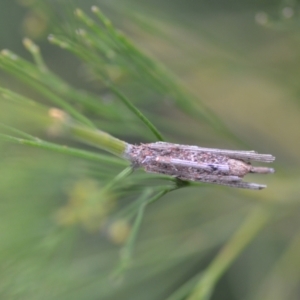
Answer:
top-left (0, 0), bottom-right (300, 300)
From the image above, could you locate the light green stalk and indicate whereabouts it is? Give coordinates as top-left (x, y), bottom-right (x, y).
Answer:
top-left (187, 206), bottom-right (272, 300)
top-left (49, 108), bottom-right (128, 158)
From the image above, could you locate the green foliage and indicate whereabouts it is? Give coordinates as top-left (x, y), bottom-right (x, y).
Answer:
top-left (0, 1), bottom-right (299, 300)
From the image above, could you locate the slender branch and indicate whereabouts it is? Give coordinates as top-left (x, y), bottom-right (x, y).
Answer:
top-left (187, 206), bottom-right (272, 300)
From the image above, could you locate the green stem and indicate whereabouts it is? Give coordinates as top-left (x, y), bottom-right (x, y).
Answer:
top-left (23, 38), bottom-right (49, 73)
top-left (187, 206), bottom-right (272, 300)
top-left (48, 108), bottom-right (131, 158)
top-left (108, 84), bottom-right (164, 141)
top-left (103, 166), bottom-right (133, 191)
top-left (0, 133), bottom-right (126, 166)
top-left (118, 189), bottom-right (151, 270)
top-left (0, 50), bottom-right (94, 128)
top-left (65, 119), bottom-right (128, 158)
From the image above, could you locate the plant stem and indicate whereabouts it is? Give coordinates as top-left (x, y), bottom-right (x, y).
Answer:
top-left (49, 108), bottom-right (128, 158)
top-left (187, 206), bottom-right (272, 300)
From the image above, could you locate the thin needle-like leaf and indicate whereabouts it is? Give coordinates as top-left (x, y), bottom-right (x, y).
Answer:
top-left (0, 133), bottom-right (126, 166)
top-left (187, 206), bottom-right (272, 300)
